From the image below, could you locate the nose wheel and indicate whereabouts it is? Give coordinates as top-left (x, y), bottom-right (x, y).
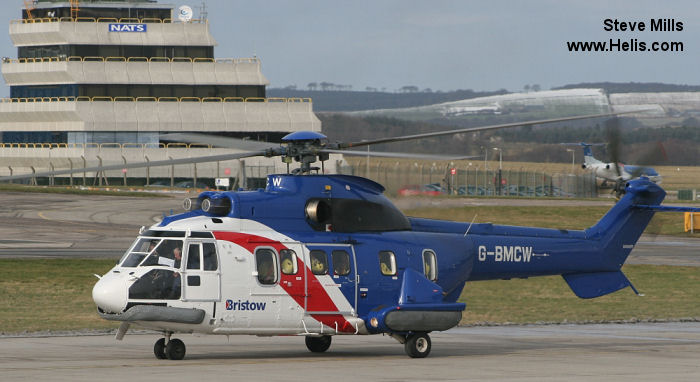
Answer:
top-left (154, 335), bottom-right (186, 360)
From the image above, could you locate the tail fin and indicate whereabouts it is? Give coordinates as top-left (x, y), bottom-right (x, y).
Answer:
top-left (564, 178), bottom-right (665, 298)
top-left (586, 178), bottom-right (665, 267)
top-left (580, 142), bottom-right (603, 166)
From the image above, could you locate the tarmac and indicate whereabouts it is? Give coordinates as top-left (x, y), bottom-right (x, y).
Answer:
top-left (1, 323), bottom-right (700, 381)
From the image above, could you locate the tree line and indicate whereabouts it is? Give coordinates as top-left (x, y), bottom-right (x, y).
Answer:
top-left (319, 114), bottom-right (700, 165)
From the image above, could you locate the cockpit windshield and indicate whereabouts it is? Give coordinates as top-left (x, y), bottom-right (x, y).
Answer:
top-left (120, 237), bottom-right (184, 268)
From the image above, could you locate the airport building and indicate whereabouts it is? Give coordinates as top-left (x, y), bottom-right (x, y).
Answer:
top-left (0, 0), bottom-right (326, 187)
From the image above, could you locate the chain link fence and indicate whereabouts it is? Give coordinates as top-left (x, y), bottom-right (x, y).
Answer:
top-left (338, 161), bottom-right (598, 198)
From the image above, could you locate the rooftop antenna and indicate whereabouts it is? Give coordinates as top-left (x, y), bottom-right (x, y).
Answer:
top-left (199, 1), bottom-right (208, 21)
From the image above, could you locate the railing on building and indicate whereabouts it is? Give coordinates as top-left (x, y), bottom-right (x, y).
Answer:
top-left (3, 56), bottom-right (261, 64)
top-left (11, 17), bottom-right (209, 24)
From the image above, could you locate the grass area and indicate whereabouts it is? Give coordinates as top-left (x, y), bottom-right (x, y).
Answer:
top-left (0, 183), bottom-right (168, 197)
top-left (0, 259), bottom-right (698, 334)
top-left (403, 205), bottom-right (694, 237)
top-left (0, 259), bottom-right (119, 334)
top-left (460, 265), bottom-right (700, 324)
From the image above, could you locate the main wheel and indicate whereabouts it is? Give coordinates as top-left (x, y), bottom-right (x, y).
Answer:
top-left (154, 338), bottom-right (167, 359)
top-left (404, 332), bottom-right (431, 358)
top-left (305, 335), bottom-right (332, 353)
top-left (165, 338), bottom-right (186, 360)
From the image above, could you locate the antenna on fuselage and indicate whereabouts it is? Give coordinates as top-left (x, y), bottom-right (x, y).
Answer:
top-left (464, 214), bottom-right (478, 236)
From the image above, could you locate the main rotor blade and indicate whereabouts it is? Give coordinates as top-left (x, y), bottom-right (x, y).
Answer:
top-left (339, 111), bottom-right (646, 149)
top-left (160, 133), bottom-right (278, 151)
top-left (605, 118), bottom-right (623, 178)
top-left (0, 150), bottom-right (269, 182)
top-left (322, 149), bottom-right (479, 161)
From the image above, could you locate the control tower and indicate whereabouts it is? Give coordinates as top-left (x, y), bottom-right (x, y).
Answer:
top-left (1, 1), bottom-right (324, 187)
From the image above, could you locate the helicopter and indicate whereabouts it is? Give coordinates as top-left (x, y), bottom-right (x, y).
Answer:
top-left (2, 112), bottom-right (697, 360)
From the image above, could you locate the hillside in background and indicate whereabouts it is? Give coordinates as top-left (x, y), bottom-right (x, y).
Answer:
top-left (267, 88), bottom-right (508, 112)
top-left (320, 114), bottom-right (700, 166)
top-left (271, 82), bottom-right (700, 113)
top-left (554, 82), bottom-right (700, 93)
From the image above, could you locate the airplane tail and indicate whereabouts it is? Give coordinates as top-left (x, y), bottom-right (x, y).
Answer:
top-left (580, 142), bottom-right (603, 167)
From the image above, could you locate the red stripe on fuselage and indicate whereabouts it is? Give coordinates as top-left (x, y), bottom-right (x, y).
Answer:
top-left (213, 231), bottom-right (355, 333)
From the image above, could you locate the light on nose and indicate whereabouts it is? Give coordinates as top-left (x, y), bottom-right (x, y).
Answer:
top-left (92, 273), bottom-right (128, 314)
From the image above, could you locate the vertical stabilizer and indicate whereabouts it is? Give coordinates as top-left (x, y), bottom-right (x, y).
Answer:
top-left (581, 142), bottom-right (603, 166)
top-left (585, 178), bottom-right (665, 269)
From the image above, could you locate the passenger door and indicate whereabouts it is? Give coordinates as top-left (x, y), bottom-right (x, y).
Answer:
top-left (182, 240), bottom-right (221, 301)
top-left (304, 244), bottom-right (357, 316)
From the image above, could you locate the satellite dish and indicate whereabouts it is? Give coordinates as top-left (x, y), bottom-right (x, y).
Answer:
top-left (177, 5), bottom-right (193, 22)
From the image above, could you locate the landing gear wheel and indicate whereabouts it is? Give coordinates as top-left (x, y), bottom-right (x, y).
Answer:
top-left (154, 338), bottom-right (167, 359)
top-left (305, 335), bottom-right (332, 353)
top-left (404, 332), bottom-right (431, 358)
top-left (165, 338), bottom-right (186, 360)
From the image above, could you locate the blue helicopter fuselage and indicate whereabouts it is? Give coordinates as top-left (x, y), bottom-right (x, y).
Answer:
top-left (153, 173), bottom-right (664, 329)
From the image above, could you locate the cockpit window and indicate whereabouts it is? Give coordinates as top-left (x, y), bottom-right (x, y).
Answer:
top-left (120, 237), bottom-right (183, 268)
top-left (129, 269), bottom-right (181, 300)
top-left (202, 243), bottom-right (218, 270)
top-left (187, 243), bottom-right (201, 270)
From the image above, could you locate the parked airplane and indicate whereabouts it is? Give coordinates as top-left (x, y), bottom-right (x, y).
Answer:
top-left (578, 142), bottom-right (662, 185)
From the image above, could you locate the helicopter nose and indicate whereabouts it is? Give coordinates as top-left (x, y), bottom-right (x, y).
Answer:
top-left (92, 272), bottom-right (128, 314)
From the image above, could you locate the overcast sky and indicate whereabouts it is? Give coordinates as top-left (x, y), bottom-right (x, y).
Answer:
top-left (1, 0), bottom-right (698, 96)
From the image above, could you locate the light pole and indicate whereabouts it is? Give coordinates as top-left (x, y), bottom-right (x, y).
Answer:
top-left (482, 146), bottom-right (488, 193)
top-left (566, 148), bottom-right (575, 173)
top-left (493, 147), bottom-right (502, 195)
top-left (493, 147), bottom-right (502, 170)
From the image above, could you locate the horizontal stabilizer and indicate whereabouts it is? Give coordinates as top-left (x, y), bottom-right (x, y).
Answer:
top-left (634, 205), bottom-right (700, 213)
top-left (562, 271), bottom-right (632, 299)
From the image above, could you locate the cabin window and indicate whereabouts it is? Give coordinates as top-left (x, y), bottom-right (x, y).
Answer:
top-left (332, 250), bottom-right (351, 276)
top-left (423, 250), bottom-right (438, 281)
top-left (255, 248), bottom-right (278, 285)
top-left (280, 249), bottom-right (298, 275)
top-left (379, 251), bottom-right (397, 276)
top-left (310, 250), bottom-right (328, 275)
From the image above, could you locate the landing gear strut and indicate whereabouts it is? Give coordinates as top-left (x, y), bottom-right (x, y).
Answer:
top-left (154, 333), bottom-right (186, 360)
top-left (404, 332), bottom-right (431, 358)
top-left (305, 335), bottom-right (332, 353)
